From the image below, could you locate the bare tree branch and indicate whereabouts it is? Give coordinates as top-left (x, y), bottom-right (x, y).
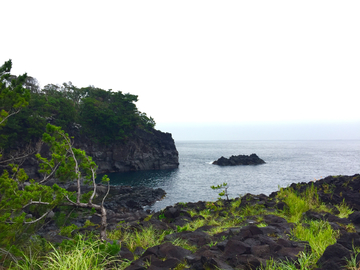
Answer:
top-left (0, 148), bottom-right (37, 165)
top-left (88, 164), bottom-right (97, 204)
top-left (0, 247), bottom-right (18, 264)
top-left (39, 162), bottom-right (61, 184)
top-left (64, 195), bottom-right (76, 205)
top-left (58, 130), bottom-right (81, 204)
top-left (102, 181), bottom-right (110, 208)
top-left (0, 108), bottom-right (21, 126)
top-left (22, 200), bottom-right (50, 209)
top-left (24, 209), bottom-right (53, 225)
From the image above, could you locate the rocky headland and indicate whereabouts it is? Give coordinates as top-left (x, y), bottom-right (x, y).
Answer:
top-left (73, 128), bottom-right (179, 173)
top-left (21, 127), bottom-right (179, 179)
top-left (213, 154), bottom-right (265, 166)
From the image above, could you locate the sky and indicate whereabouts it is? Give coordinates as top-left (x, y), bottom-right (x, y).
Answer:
top-left (1, 1), bottom-right (360, 140)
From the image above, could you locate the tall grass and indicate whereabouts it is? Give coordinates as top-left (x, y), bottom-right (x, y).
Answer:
top-left (108, 225), bottom-right (171, 253)
top-left (292, 220), bottom-right (339, 259)
top-left (265, 184), bottom-right (342, 269)
top-left (277, 184), bottom-right (327, 223)
top-left (336, 199), bottom-right (354, 218)
top-left (260, 252), bottom-right (315, 270)
top-left (10, 235), bottom-right (121, 270)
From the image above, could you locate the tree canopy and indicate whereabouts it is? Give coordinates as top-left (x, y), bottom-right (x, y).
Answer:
top-left (0, 60), bottom-right (30, 127)
top-left (0, 72), bottom-right (156, 150)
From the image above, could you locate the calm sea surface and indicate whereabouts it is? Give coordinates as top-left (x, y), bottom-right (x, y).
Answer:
top-left (106, 140), bottom-right (360, 211)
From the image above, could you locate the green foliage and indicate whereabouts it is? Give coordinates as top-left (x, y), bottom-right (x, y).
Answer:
top-left (171, 238), bottom-right (197, 253)
top-left (54, 212), bottom-right (67, 227)
top-left (335, 199), bottom-right (354, 218)
top-left (83, 219), bottom-right (96, 229)
top-left (207, 241), bottom-right (218, 248)
top-left (1, 71), bottom-right (156, 150)
top-left (260, 254), bottom-right (314, 270)
top-left (292, 220), bottom-right (339, 260)
top-left (0, 60), bottom-right (31, 151)
top-left (108, 225), bottom-right (170, 254)
top-left (345, 246), bottom-right (360, 270)
top-left (0, 166), bottom-right (66, 248)
top-left (0, 117), bottom-right (109, 254)
top-left (0, 89), bottom-right (76, 149)
top-left (0, 60), bottom-right (30, 127)
top-left (210, 182), bottom-right (229, 200)
top-left (54, 206), bottom-right (79, 227)
top-left (276, 184), bottom-right (325, 223)
top-left (158, 212), bottom-right (165, 220)
top-left (177, 225), bottom-right (189, 232)
top-left (177, 202), bottom-right (188, 208)
top-left (40, 235), bottom-right (120, 270)
top-left (37, 123), bottom-right (101, 186)
top-left (103, 241), bottom-right (121, 257)
top-left (60, 224), bottom-right (79, 237)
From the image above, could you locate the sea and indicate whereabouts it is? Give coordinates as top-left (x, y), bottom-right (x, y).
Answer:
top-left (105, 140), bottom-right (360, 212)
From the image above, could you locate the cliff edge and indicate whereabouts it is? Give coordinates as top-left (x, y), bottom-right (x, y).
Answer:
top-left (19, 127), bottom-right (179, 179)
top-left (73, 127), bottom-right (179, 173)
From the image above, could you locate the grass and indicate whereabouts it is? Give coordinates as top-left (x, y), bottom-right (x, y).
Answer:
top-left (336, 199), bottom-right (354, 218)
top-left (177, 218), bottom-right (208, 232)
top-left (108, 225), bottom-right (170, 253)
top-left (292, 220), bottom-right (339, 259)
top-left (239, 204), bottom-right (267, 217)
top-left (257, 184), bottom-right (345, 269)
top-left (171, 238), bottom-right (197, 252)
top-left (260, 252), bottom-right (315, 270)
top-left (345, 247), bottom-right (360, 270)
top-left (10, 235), bottom-right (121, 270)
top-left (276, 183), bottom-right (327, 223)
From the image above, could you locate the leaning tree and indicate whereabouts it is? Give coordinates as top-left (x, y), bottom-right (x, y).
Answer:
top-left (0, 60), bottom-right (110, 263)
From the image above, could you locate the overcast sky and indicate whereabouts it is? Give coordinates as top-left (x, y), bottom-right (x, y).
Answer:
top-left (2, 1), bottom-right (359, 140)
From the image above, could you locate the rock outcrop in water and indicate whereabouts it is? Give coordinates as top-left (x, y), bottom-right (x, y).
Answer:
top-left (212, 154), bottom-right (265, 166)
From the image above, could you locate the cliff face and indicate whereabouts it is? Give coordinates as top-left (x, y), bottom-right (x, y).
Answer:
top-left (73, 128), bottom-right (179, 173)
top-left (15, 127), bottom-right (179, 180)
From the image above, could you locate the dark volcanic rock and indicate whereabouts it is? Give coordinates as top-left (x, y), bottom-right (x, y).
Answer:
top-left (212, 154), bottom-right (265, 166)
top-left (19, 127), bottom-right (179, 179)
top-left (73, 128), bottom-right (179, 173)
top-left (317, 243), bottom-right (351, 269)
top-left (35, 173), bottom-right (360, 270)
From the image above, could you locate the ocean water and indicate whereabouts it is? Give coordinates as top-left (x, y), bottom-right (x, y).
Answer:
top-left (106, 140), bottom-right (360, 211)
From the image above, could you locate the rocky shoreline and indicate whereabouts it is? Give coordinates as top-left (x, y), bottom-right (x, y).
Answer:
top-left (38, 174), bottom-right (360, 269)
top-left (119, 175), bottom-right (360, 270)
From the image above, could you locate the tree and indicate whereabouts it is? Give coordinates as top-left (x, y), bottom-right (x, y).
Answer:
top-left (0, 60), bottom-right (33, 166)
top-left (0, 124), bottom-right (110, 259)
top-left (0, 60), bottom-right (30, 126)
top-left (78, 87), bottom-right (141, 143)
top-left (0, 61), bottom-right (110, 263)
top-left (37, 124), bottom-right (110, 240)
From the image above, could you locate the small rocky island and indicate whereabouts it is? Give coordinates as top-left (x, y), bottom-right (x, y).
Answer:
top-left (212, 154), bottom-right (265, 166)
